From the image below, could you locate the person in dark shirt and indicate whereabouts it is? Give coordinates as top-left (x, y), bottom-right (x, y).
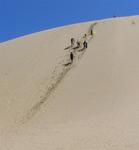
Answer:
top-left (71, 38), bottom-right (75, 46)
top-left (83, 41), bottom-right (88, 49)
top-left (70, 52), bottom-right (74, 63)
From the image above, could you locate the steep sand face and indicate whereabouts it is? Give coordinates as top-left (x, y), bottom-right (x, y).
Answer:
top-left (1, 16), bottom-right (139, 149)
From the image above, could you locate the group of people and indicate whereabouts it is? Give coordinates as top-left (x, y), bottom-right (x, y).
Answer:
top-left (67, 28), bottom-right (94, 65)
top-left (69, 38), bottom-right (88, 64)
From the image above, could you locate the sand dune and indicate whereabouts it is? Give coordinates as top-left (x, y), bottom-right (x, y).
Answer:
top-left (1, 16), bottom-right (139, 149)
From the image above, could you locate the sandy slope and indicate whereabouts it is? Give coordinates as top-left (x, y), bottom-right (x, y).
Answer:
top-left (1, 16), bottom-right (139, 149)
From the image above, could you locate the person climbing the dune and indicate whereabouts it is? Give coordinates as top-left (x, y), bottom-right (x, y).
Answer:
top-left (70, 52), bottom-right (74, 63)
top-left (64, 38), bottom-right (75, 50)
top-left (90, 29), bottom-right (95, 38)
top-left (73, 40), bottom-right (81, 50)
top-left (77, 40), bottom-right (81, 48)
top-left (83, 41), bottom-right (88, 49)
top-left (71, 38), bottom-right (75, 46)
top-left (64, 51), bottom-right (74, 66)
top-left (90, 29), bottom-right (93, 36)
top-left (83, 34), bottom-right (87, 39)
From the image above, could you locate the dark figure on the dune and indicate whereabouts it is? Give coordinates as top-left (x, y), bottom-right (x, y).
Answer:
top-left (64, 52), bottom-right (74, 66)
top-left (90, 29), bottom-right (93, 36)
top-left (77, 41), bottom-right (81, 48)
top-left (83, 41), bottom-right (88, 49)
top-left (83, 34), bottom-right (87, 39)
top-left (71, 38), bottom-right (75, 46)
top-left (70, 52), bottom-right (74, 63)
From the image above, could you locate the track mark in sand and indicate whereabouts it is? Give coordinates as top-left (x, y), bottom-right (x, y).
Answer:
top-left (20, 59), bottom-right (72, 124)
top-left (20, 23), bottom-right (97, 124)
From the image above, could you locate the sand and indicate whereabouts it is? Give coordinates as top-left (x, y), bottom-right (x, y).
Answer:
top-left (0, 15), bottom-right (139, 149)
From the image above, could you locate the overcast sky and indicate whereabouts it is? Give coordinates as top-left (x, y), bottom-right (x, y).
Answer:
top-left (0, 0), bottom-right (139, 42)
